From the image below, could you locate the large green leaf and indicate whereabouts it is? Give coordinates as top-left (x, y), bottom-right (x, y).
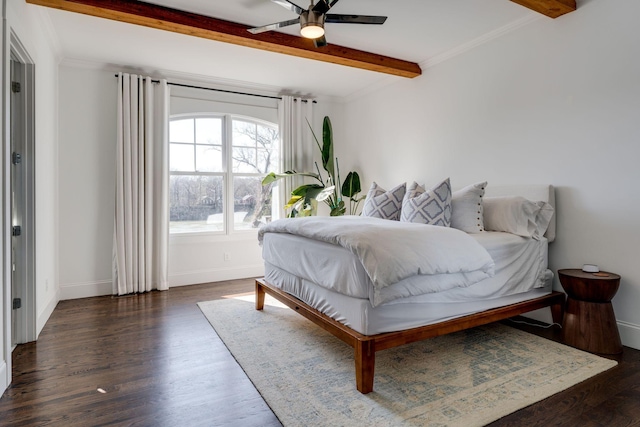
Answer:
top-left (330, 200), bottom-right (346, 216)
top-left (284, 195), bottom-right (303, 210)
top-left (322, 116), bottom-right (335, 181)
top-left (262, 171), bottom-right (320, 186)
top-left (291, 184), bottom-right (326, 200)
top-left (341, 171), bottom-right (361, 198)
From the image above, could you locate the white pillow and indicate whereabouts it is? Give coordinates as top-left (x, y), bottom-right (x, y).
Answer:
top-left (400, 178), bottom-right (452, 226)
top-left (361, 182), bottom-right (406, 221)
top-left (483, 196), bottom-right (554, 239)
top-left (451, 181), bottom-right (487, 233)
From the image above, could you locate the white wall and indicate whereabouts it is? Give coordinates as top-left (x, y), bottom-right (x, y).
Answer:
top-left (7, 2), bottom-right (59, 333)
top-left (340, 0), bottom-right (640, 349)
top-left (57, 65), bottom-right (116, 299)
top-left (18, 10), bottom-right (60, 335)
top-left (56, 64), bottom-right (342, 297)
top-left (1, 0), bottom-right (60, 393)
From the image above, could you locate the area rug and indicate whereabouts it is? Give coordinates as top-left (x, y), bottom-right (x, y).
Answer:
top-left (198, 295), bottom-right (617, 427)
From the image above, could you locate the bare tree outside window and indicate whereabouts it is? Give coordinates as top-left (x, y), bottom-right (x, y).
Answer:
top-left (232, 119), bottom-right (278, 228)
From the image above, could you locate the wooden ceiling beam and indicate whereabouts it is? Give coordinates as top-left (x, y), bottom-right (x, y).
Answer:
top-left (510, 0), bottom-right (576, 18)
top-left (26, 0), bottom-right (422, 78)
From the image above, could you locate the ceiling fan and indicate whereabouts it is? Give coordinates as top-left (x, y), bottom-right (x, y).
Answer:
top-left (247, 0), bottom-right (387, 47)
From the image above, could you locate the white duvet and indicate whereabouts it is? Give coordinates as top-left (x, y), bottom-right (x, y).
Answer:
top-left (258, 216), bottom-right (495, 307)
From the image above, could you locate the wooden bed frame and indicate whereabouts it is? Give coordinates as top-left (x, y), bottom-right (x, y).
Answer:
top-left (255, 277), bottom-right (565, 394)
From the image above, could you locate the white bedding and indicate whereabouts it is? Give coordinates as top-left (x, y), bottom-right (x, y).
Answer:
top-left (259, 216), bottom-right (495, 306)
top-left (264, 264), bottom-right (552, 335)
top-left (262, 230), bottom-right (548, 305)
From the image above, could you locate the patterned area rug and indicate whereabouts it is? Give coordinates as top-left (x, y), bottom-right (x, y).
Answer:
top-left (198, 295), bottom-right (617, 427)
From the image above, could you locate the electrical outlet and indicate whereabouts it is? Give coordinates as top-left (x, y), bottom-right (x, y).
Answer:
top-left (224, 252), bottom-right (230, 261)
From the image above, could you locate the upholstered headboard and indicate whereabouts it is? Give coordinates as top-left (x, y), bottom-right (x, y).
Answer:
top-left (483, 185), bottom-right (556, 243)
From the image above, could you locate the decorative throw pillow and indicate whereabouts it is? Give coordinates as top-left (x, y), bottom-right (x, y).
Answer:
top-left (483, 196), bottom-right (554, 239)
top-left (361, 182), bottom-right (406, 221)
top-left (400, 178), bottom-right (452, 226)
top-left (451, 181), bottom-right (487, 233)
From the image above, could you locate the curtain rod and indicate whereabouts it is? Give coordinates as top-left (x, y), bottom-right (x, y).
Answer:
top-left (114, 74), bottom-right (316, 103)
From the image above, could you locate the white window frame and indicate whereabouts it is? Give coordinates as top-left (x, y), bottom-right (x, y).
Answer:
top-left (169, 113), bottom-right (279, 236)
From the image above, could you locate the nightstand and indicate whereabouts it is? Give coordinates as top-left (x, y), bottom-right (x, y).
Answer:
top-left (558, 269), bottom-right (622, 354)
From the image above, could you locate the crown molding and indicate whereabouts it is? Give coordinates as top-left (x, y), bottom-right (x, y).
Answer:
top-left (421, 13), bottom-right (542, 70)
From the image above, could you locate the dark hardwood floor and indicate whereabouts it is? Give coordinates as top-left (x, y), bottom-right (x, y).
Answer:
top-left (0, 278), bottom-right (638, 426)
top-left (0, 279), bottom-right (281, 427)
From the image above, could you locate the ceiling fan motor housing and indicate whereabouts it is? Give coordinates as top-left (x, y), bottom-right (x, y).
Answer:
top-left (300, 10), bottom-right (326, 38)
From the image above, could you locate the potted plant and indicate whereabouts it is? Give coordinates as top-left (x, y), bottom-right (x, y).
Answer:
top-left (262, 116), bottom-right (364, 217)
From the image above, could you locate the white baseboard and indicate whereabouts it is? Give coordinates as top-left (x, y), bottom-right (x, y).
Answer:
top-left (169, 264), bottom-right (265, 287)
top-left (36, 288), bottom-right (61, 338)
top-left (618, 321), bottom-right (640, 351)
top-left (60, 280), bottom-right (112, 300)
top-left (59, 266), bottom-right (265, 300)
top-left (0, 360), bottom-right (8, 397)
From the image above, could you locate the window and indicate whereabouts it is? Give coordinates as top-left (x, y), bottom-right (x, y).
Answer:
top-left (169, 115), bottom-right (279, 234)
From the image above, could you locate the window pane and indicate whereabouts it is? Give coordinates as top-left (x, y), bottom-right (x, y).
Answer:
top-left (257, 124), bottom-right (279, 151)
top-left (196, 144), bottom-right (223, 172)
top-left (170, 144), bottom-right (195, 172)
top-left (233, 176), bottom-right (273, 230)
top-left (232, 120), bottom-right (256, 147)
top-left (232, 147), bottom-right (258, 173)
top-left (170, 119), bottom-right (194, 143)
top-left (257, 124), bottom-right (279, 172)
top-left (169, 175), bottom-right (224, 233)
top-left (257, 148), bottom-right (276, 173)
top-left (196, 118), bottom-right (222, 145)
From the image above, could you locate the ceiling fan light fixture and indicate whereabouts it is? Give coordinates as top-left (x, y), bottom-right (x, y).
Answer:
top-left (300, 24), bottom-right (324, 39)
top-left (300, 10), bottom-right (325, 39)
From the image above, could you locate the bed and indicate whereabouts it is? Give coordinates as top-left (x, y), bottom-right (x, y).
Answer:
top-left (255, 184), bottom-right (565, 393)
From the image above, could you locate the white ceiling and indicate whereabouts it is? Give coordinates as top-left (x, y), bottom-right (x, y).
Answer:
top-left (40, 0), bottom-right (540, 99)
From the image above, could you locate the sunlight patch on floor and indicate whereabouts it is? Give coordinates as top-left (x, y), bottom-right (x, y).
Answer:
top-left (223, 292), bottom-right (287, 308)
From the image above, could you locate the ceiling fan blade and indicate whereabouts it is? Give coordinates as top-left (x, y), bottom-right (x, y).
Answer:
top-left (271, 0), bottom-right (305, 15)
top-left (325, 14), bottom-right (387, 25)
top-left (312, 0), bottom-right (339, 15)
top-left (247, 18), bottom-right (301, 34)
top-left (313, 35), bottom-right (328, 48)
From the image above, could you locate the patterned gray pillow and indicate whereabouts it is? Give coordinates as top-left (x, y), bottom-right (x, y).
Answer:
top-left (401, 178), bottom-right (452, 226)
top-left (361, 182), bottom-right (406, 221)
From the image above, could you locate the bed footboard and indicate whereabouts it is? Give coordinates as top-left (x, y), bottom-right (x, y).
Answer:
top-left (255, 278), bottom-right (565, 394)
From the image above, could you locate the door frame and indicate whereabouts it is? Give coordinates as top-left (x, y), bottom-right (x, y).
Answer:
top-left (9, 32), bottom-right (36, 346)
top-left (1, 27), bottom-right (36, 393)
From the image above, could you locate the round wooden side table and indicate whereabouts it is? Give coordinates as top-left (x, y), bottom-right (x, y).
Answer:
top-left (559, 268), bottom-right (622, 354)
